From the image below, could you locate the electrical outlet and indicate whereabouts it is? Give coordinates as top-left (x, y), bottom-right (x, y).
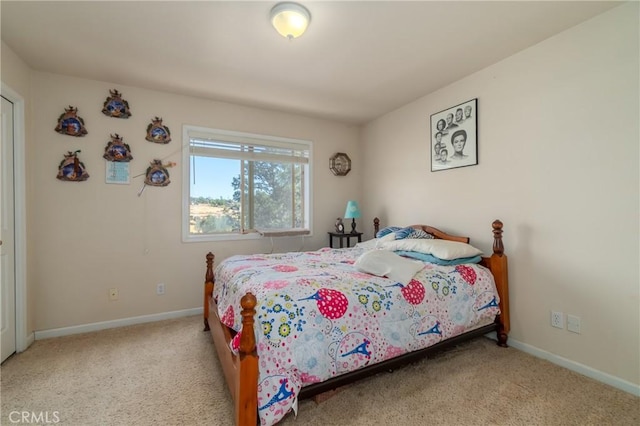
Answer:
top-left (109, 288), bottom-right (118, 301)
top-left (551, 310), bottom-right (564, 328)
top-left (567, 314), bottom-right (581, 334)
top-left (156, 283), bottom-right (165, 295)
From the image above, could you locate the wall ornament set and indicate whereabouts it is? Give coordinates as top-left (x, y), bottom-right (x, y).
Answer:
top-left (55, 89), bottom-right (175, 189)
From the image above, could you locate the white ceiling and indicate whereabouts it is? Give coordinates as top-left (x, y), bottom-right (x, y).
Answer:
top-left (1, 1), bottom-right (622, 124)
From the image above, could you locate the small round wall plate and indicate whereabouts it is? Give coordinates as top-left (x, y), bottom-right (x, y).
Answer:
top-left (56, 150), bottom-right (89, 181)
top-left (103, 133), bottom-right (133, 162)
top-left (54, 106), bottom-right (88, 137)
top-left (329, 152), bottom-right (351, 176)
top-left (146, 117), bottom-right (172, 144)
top-left (144, 159), bottom-right (171, 187)
top-left (102, 89), bottom-right (132, 118)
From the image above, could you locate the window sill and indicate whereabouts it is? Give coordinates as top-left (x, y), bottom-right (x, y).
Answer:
top-left (184, 232), bottom-right (262, 243)
top-left (257, 229), bottom-right (311, 237)
top-left (184, 229), bottom-right (311, 242)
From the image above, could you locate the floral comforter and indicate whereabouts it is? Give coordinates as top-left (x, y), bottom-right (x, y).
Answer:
top-left (213, 247), bottom-right (500, 425)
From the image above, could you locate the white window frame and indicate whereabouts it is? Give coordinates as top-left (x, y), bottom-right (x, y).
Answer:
top-left (182, 125), bottom-right (313, 242)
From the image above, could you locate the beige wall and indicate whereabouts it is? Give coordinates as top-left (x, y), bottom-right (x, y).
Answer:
top-left (1, 41), bottom-right (30, 95)
top-left (362, 3), bottom-right (639, 385)
top-left (28, 71), bottom-right (361, 330)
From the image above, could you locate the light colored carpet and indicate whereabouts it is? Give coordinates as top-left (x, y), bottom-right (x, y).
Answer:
top-left (1, 315), bottom-right (638, 425)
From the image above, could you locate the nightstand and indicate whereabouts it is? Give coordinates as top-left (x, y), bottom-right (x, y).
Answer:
top-left (328, 232), bottom-right (363, 248)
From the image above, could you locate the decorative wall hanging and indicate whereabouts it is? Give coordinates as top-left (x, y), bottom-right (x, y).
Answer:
top-left (145, 117), bottom-right (171, 144)
top-left (56, 150), bottom-right (90, 181)
top-left (430, 98), bottom-right (478, 172)
top-left (54, 106), bottom-right (88, 137)
top-left (329, 152), bottom-right (351, 176)
top-left (144, 159), bottom-right (175, 187)
top-left (102, 89), bottom-right (132, 118)
top-left (103, 133), bottom-right (133, 162)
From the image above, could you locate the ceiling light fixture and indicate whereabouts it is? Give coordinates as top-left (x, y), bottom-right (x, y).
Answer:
top-left (270, 2), bottom-right (311, 40)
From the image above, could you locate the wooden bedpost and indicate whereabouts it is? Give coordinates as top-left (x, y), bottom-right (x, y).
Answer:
top-left (487, 220), bottom-right (509, 347)
top-left (204, 252), bottom-right (215, 332)
top-left (237, 293), bottom-right (258, 426)
top-left (373, 217), bottom-right (380, 236)
top-left (492, 220), bottom-right (504, 256)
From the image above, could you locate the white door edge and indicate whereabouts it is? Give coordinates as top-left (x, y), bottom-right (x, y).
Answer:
top-left (1, 82), bottom-right (28, 353)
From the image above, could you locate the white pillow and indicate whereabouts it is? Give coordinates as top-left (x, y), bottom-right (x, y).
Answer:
top-left (354, 232), bottom-right (396, 250)
top-left (354, 238), bottom-right (378, 250)
top-left (378, 239), bottom-right (482, 260)
top-left (355, 250), bottom-right (425, 284)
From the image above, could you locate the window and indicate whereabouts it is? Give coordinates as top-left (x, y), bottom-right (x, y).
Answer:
top-left (182, 125), bottom-right (312, 241)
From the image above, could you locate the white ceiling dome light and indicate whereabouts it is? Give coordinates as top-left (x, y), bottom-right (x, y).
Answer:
top-left (270, 2), bottom-right (311, 40)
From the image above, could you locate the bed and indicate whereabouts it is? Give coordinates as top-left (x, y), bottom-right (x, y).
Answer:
top-left (203, 218), bottom-right (509, 426)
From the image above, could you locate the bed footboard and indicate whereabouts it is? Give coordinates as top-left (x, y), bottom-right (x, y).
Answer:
top-left (204, 252), bottom-right (259, 426)
top-left (237, 294), bottom-right (258, 426)
top-left (204, 253), bottom-right (214, 332)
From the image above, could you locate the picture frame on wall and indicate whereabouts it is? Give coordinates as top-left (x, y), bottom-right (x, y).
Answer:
top-left (430, 98), bottom-right (477, 172)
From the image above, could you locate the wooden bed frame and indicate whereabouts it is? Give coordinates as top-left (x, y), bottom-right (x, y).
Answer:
top-left (203, 219), bottom-right (509, 426)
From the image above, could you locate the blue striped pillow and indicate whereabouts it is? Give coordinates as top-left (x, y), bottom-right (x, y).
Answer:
top-left (395, 227), bottom-right (435, 240)
top-left (376, 226), bottom-right (401, 238)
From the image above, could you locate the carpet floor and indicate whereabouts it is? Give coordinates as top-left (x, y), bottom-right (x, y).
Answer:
top-left (1, 315), bottom-right (638, 425)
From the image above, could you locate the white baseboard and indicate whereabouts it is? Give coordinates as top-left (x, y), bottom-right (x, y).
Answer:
top-left (34, 307), bottom-right (203, 340)
top-left (507, 337), bottom-right (640, 397)
top-left (23, 332), bottom-right (34, 350)
top-left (16, 332), bottom-right (35, 353)
top-left (32, 316), bottom-right (640, 397)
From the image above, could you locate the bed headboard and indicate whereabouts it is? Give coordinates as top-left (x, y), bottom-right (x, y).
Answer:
top-left (372, 217), bottom-right (469, 243)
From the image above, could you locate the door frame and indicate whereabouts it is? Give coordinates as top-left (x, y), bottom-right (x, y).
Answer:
top-left (1, 82), bottom-right (30, 352)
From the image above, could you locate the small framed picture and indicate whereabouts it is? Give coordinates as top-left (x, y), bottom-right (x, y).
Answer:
top-left (430, 98), bottom-right (477, 172)
top-left (106, 161), bottom-right (130, 184)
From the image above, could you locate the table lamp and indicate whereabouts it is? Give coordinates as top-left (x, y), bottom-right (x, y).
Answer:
top-left (344, 200), bottom-right (361, 234)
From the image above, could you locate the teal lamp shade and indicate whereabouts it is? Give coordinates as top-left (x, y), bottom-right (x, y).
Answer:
top-left (344, 200), bottom-right (361, 234)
